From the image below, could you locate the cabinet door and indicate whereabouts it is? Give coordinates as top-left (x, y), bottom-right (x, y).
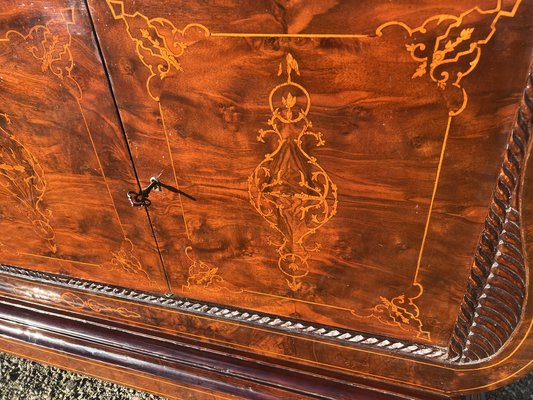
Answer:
top-left (0, 1), bottom-right (169, 292)
top-left (88, 0), bottom-right (532, 349)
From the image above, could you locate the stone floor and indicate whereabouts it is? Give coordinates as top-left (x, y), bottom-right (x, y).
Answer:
top-left (485, 373), bottom-right (533, 400)
top-left (0, 352), bottom-right (162, 400)
top-left (0, 352), bottom-right (530, 399)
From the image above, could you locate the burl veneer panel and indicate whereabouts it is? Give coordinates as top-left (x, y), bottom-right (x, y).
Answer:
top-left (0, 1), bottom-right (168, 292)
top-left (88, 0), bottom-right (533, 347)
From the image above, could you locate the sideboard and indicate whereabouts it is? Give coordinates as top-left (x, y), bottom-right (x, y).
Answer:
top-left (0, 1), bottom-right (531, 398)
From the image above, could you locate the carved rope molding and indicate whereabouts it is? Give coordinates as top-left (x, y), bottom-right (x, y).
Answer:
top-left (448, 65), bottom-right (533, 363)
top-left (0, 263), bottom-right (447, 360)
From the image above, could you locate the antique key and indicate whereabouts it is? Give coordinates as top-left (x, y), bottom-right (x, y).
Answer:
top-left (127, 175), bottom-right (196, 207)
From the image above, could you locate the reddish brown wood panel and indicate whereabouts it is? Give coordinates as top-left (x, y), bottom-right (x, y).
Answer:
top-left (1, 1), bottom-right (531, 398)
top-left (0, 1), bottom-right (168, 292)
top-left (88, 0), bottom-right (533, 347)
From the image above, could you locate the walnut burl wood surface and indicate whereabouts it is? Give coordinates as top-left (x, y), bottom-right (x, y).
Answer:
top-left (0, 1), bottom-right (168, 293)
top-left (89, 0), bottom-right (532, 345)
top-left (0, 0), bottom-right (531, 399)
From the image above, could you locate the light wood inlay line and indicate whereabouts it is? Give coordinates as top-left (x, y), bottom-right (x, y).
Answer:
top-left (413, 115), bottom-right (453, 283)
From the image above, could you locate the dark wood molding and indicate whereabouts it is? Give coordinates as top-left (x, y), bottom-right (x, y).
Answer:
top-left (0, 294), bottom-right (449, 400)
top-left (448, 64), bottom-right (533, 363)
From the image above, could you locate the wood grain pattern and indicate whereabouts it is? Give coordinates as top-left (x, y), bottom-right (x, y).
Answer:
top-left (0, 1), bottom-right (531, 399)
top-left (0, 0), bottom-right (168, 292)
top-left (88, 0), bottom-right (533, 347)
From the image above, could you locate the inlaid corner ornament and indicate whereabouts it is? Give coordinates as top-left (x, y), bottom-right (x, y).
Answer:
top-left (0, 8), bottom-right (82, 100)
top-left (369, 283), bottom-right (430, 341)
top-left (106, 0), bottom-right (210, 102)
top-left (101, 238), bottom-right (150, 282)
top-left (249, 54), bottom-right (338, 291)
top-left (182, 246), bottom-right (241, 293)
top-left (380, 0), bottom-right (523, 116)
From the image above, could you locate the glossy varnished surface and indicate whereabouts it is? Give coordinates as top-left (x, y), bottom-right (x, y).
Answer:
top-left (0, 263), bottom-right (530, 398)
top-left (0, 1), bottom-right (531, 399)
top-left (0, 0), bottom-right (167, 292)
top-left (88, 0), bottom-right (532, 346)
